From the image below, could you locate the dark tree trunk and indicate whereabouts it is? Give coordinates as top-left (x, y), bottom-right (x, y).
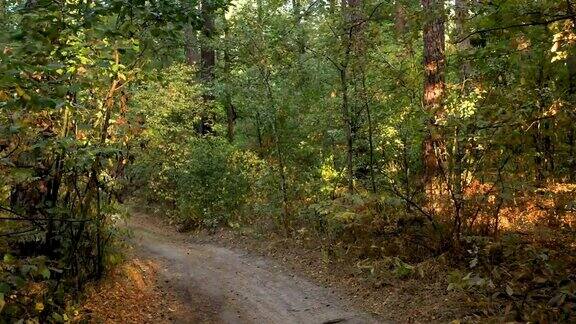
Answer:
top-left (200, 0), bottom-right (215, 83)
top-left (452, 0), bottom-right (470, 239)
top-left (199, 0), bottom-right (216, 135)
top-left (340, 68), bottom-right (354, 192)
top-left (566, 0), bottom-right (576, 180)
top-left (182, 0), bottom-right (200, 67)
top-left (422, 0), bottom-right (446, 116)
top-left (338, 0), bottom-right (363, 193)
top-left (223, 13), bottom-right (236, 142)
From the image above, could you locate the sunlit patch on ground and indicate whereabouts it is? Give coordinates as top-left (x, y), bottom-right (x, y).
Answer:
top-left (81, 258), bottom-right (187, 323)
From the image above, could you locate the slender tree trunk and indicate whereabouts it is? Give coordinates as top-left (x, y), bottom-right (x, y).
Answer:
top-left (257, 0), bottom-right (263, 21)
top-left (292, 0), bottom-right (306, 55)
top-left (253, 0), bottom-right (265, 150)
top-left (260, 68), bottom-right (290, 229)
top-left (199, 0), bottom-right (216, 135)
top-left (455, 0), bottom-right (471, 83)
top-left (340, 68), bottom-right (354, 192)
top-left (394, 0), bottom-right (414, 57)
top-left (328, 0), bottom-right (336, 14)
top-left (394, 1), bottom-right (407, 36)
top-left (421, 0), bottom-right (446, 190)
top-left (181, 0), bottom-right (200, 66)
top-left (566, 0), bottom-right (576, 180)
top-left (200, 0), bottom-right (215, 82)
top-left (359, 66), bottom-right (376, 193)
top-left (338, 0), bottom-right (361, 193)
top-left (0, 0), bottom-right (6, 22)
top-left (184, 25), bottom-right (201, 66)
top-left (453, 0), bottom-right (470, 237)
top-left (569, 130), bottom-right (576, 181)
top-left (222, 13), bottom-right (236, 142)
top-left (255, 110), bottom-right (264, 150)
top-left (533, 53), bottom-right (548, 185)
top-left (401, 134), bottom-right (411, 212)
top-left (365, 95), bottom-right (377, 193)
top-left (271, 119), bottom-right (289, 231)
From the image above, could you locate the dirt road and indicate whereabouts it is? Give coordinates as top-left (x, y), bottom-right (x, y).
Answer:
top-left (129, 215), bottom-right (383, 324)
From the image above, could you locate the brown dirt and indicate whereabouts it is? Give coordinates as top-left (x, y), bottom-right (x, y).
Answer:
top-left (125, 212), bottom-right (382, 324)
top-left (129, 212), bottom-right (478, 323)
top-left (190, 231), bottom-right (477, 323)
top-left (81, 257), bottom-right (199, 323)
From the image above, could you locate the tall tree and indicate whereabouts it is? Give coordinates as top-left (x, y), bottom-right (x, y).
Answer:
top-left (454, 0), bottom-right (471, 83)
top-left (183, 0), bottom-right (201, 66)
top-left (199, 0), bottom-right (216, 134)
top-left (200, 0), bottom-right (216, 82)
top-left (566, 0), bottom-right (576, 180)
top-left (222, 12), bottom-right (237, 142)
top-left (421, 0), bottom-right (446, 190)
top-left (338, 0), bottom-right (363, 192)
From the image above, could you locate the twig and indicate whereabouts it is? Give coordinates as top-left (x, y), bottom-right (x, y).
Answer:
top-left (0, 228), bottom-right (39, 237)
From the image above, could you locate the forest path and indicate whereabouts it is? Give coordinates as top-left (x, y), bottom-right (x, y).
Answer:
top-left (128, 213), bottom-right (383, 324)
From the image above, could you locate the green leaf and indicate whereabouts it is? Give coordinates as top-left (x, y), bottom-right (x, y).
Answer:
top-left (3, 254), bottom-right (15, 264)
top-left (40, 267), bottom-right (51, 279)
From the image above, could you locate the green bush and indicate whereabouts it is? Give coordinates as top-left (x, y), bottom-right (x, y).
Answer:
top-left (128, 65), bottom-right (252, 228)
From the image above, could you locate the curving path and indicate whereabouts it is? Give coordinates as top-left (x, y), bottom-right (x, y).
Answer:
top-left (128, 215), bottom-right (383, 324)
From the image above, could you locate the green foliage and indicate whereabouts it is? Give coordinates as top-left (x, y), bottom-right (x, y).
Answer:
top-left (174, 138), bottom-right (250, 227)
top-left (128, 65), bottom-right (251, 227)
top-left (447, 234), bottom-right (576, 321)
top-left (0, 0), bottom-right (164, 321)
top-left (0, 254), bottom-right (71, 322)
top-left (2, 0), bottom-right (574, 321)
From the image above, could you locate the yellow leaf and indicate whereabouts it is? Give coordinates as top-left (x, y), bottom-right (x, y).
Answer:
top-left (15, 85), bottom-right (25, 97)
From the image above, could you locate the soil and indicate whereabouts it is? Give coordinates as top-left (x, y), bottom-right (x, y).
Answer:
top-left (180, 227), bottom-right (475, 323)
top-left (81, 257), bottom-right (198, 323)
top-left (125, 213), bottom-right (384, 324)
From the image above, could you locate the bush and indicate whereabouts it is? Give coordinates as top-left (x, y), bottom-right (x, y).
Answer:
top-left (127, 65), bottom-right (251, 228)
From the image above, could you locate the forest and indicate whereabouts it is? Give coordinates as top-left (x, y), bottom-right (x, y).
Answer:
top-left (0, 0), bottom-right (575, 322)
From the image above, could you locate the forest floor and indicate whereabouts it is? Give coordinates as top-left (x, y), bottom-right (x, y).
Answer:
top-left (80, 211), bottom-right (481, 323)
top-left (86, 212), bottom-right (383, 323)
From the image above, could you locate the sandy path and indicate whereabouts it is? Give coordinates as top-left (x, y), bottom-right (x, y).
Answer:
top-left (128, 215), bottom-right (383, 324)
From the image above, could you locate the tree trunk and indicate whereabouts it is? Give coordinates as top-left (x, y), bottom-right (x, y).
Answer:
top-left (199, 0), bottom-right (216, 135)
top-left (184, 25), bottom-right (201, 66)
top-left (338, 0), bottom-right (362, 193)
top-left (454, 0), bottom-right (471, 83)
top-left (292, 0), bottom-right (306, 55)
top-left (222, 13), bottom-right (236, 142)
top-left (364, 82), bottom-right (377, 194)
top-left (452, 0), bottom-right (469, 240)
top-left (200, 0), bottom-right (215, 83)
top-left (566, 0), bottom-right (576, 180)
top-left (340, 68), bottom-right (354, 192)
top-left (182, 0), bottom-right (200, 67)
top-left (394, 0), bottom-right (414, 57)
top-left (421, 0), bottom-right (446, 189)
